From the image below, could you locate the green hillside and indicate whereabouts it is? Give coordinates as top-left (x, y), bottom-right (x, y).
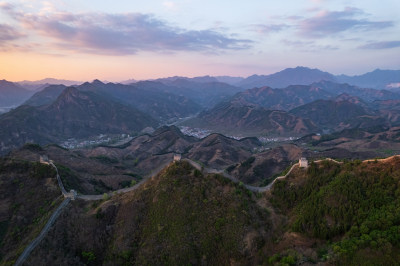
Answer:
top-left (271, 157), bottom-right (400, 265)
top-left (0, 158), bottom-right (61, 264)
top-left (26, 161), bottom-right (271, 265)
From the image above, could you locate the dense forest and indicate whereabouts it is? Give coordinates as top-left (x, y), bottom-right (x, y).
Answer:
top-left (271, 158), bottom-right (400, 265)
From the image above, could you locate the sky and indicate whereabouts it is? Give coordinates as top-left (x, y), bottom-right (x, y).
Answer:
top-left (0, 0), bottom-right (399, 82)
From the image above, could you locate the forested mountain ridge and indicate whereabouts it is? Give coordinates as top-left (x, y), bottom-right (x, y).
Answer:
top-left (270, 156), bottom-right (400, 265)
top-left (3, 152), bottom-right (400, 265)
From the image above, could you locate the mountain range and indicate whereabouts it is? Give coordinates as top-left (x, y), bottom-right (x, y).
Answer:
top-left (17, 78), bottom-right (83, 91)
top-left (150, 79), bottom-right (243, 107)
top-left (337, 68), bottom-right (400, 90)
top-left (0, 87), bottom-right (157, 154)
top-left (237, 66), bottom-right (336, 89)
top-left (2, 65), bottom-right (400, 266)
top-left (3, 65), bottom-right (400, 266)
top-left (237, 66), bottom-right (400, 90)
top-left (13, 67), bottom-right (400, 90)
top-left (182, 80), bottom-right (400, 136)
top-left (0, 80), bottom-right (33, 108)
top-left (2, 66), bottom-right (399, 108)
top-left (289, 95), bottom-right (387, 132)
top-left (0, 66), bottom-right (399, 153)
top-left (229, 83), bottom-right (334, 111)
top-left (77, 80), bottom-right (202, 121)
top-left (185, 100), bottom-right (318, 137)
top-left (21, 79), bottom-right (243, 116)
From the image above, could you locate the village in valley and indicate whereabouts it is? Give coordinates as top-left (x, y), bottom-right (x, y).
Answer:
top-left (59, 133), bottom-right (133, 149)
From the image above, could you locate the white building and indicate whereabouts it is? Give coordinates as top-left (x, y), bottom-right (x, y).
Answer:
top-left (299, 157), bottom-right (308, 168)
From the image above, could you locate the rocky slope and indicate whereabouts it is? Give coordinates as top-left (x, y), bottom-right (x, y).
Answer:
top-left (24, 85), bottom-right (67, 106)
top-left (289, 97), bottom-right (387, 131)
top-left (0, 156), bottom-right (61, 263)
top-left (185, 100), bottom-right (319, 137)
top-left (231, 85), bottom-right (333, 111)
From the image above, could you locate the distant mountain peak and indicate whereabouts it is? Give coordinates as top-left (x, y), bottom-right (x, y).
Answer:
top-left (278, 66), bottom-right (333, 75)
top-left (0, 79), bottom-right (22, 87)
top-left (239, 66), bottom-right (336, 89)
top-left (336, 69), bottom-right (400, 89)
top-left (0, 79), bottom-right (32, 107)
top-left (92, 79), bottom-right (104, 85)
top-left (18, 78), bottom-right (82, 87)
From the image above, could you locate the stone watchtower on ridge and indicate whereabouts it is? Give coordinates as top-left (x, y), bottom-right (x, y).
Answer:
top-left (39, 155), bottom-right (50, 165)
top-left (173, 154), bottom-right (182, 162)
top-left (299, 157), bottom-right (308, 168)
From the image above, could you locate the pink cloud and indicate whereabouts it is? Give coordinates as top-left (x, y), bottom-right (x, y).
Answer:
top-left (0, 5), bottom-right (252, 55)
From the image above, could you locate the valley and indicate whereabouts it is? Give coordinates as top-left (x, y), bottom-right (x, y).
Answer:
top-left (1, 66), bottom-right (400, 265)
top-left (59, 133), bottom-right (134, 150)
top-left (1, 0), bottom-right (400, 263)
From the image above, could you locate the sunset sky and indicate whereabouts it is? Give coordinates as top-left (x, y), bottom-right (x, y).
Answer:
top-left (0, 0), bottom-right (399, 82)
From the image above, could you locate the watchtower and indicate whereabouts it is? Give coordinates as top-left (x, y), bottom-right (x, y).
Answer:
top-left (39, 155), bottom-right (50, 165)
top-left (173, 154), bottom-right (182, 161)
top-left (299, 157), bottom-right (308, 168)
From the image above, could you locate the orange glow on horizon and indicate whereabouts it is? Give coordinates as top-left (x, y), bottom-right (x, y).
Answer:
top-left (0, 51), bottom-right (253, 82)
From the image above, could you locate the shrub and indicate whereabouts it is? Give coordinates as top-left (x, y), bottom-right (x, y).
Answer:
top-left (241, 157), bottom-right (255, 169)
top-left (82, 251), bottom-right (96, 262)
top-left (102, 193), bottom-right (110, 201)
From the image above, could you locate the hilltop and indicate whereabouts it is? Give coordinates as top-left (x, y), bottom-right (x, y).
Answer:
top-left (2, 155), bottom-right (400, 264)
top-left (24, 161), bottom-right (272, 265)
top-left (269, 156), bottom-right (400, 264)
